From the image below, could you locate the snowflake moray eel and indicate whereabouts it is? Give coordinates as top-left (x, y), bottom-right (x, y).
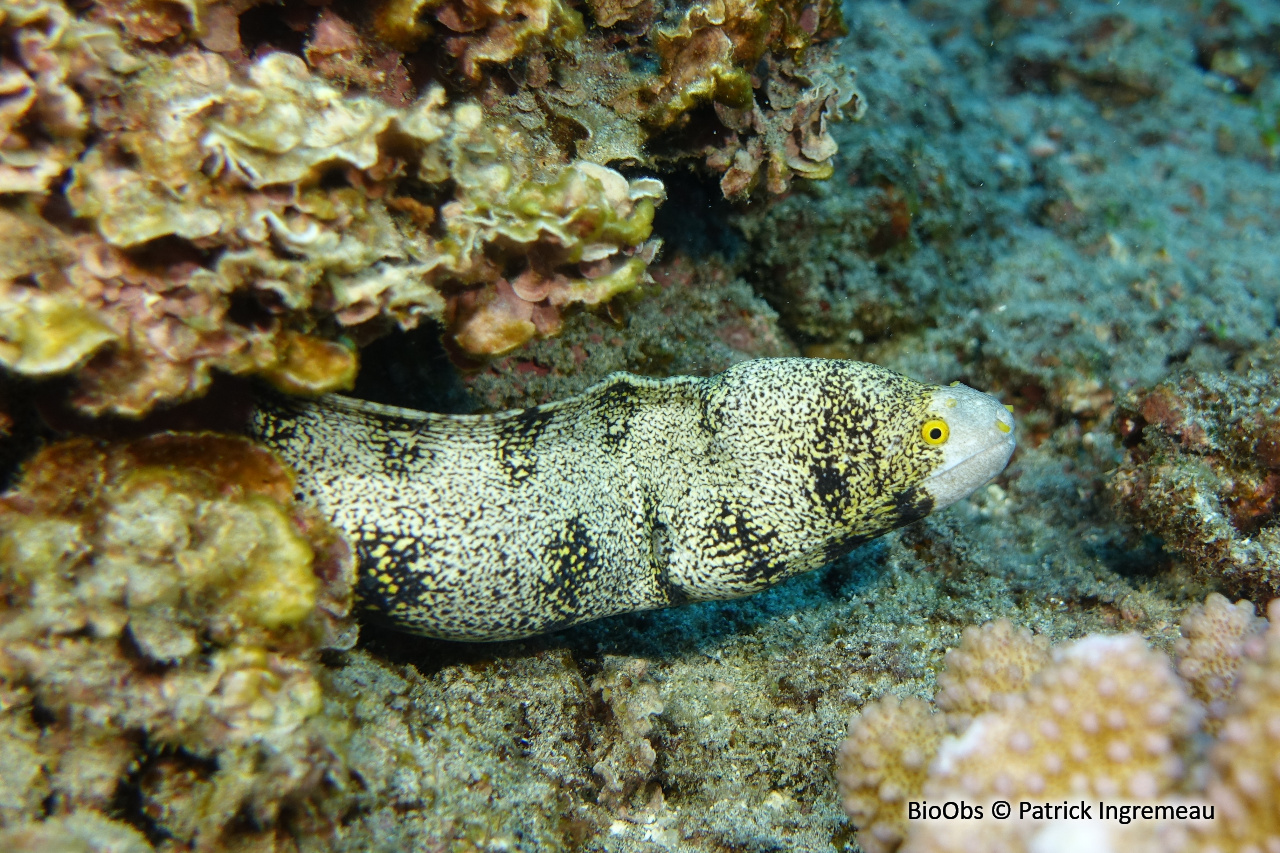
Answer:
top-left (252, 358), bottom-right (1016, 641)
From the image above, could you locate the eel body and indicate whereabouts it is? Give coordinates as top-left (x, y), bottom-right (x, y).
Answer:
top-left (251, 358), bottom-right (1016, 641)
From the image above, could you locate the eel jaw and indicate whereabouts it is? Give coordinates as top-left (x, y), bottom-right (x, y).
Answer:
top-left (919, 385), bottom-right (1017, 511)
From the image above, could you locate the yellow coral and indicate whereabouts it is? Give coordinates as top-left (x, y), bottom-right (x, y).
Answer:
top-left (373, 0), bottom-right (583, 78)
top-left (835, 693), bottom-right (947, 853)
top-left (0, 433), bottom-right (356, 848)
top-left (0, 283), bottom-right (116, 376)
top-left (934, 618), bottom-right (1051, 731)
top-left (1192, 600), bottom-right (1280, 852)
top-left (927, 634), bottom-right (1197, 800)
top-left (1175, 592), bottom-right (1268, 731)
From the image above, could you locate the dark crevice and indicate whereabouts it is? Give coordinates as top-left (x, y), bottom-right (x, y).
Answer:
top-left (350, 321), bottom-right (476, 414)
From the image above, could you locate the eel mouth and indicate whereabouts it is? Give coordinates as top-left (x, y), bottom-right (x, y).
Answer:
top-left (922, 439), bottom-right (1016, 510)
top-left (920, 384), bottom-right (1017, 511)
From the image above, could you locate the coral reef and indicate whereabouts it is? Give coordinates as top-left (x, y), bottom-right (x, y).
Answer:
top-left (1110, 366), bottom-right (1280, 601)
top-left (1, 0), bottom-right (664, 414)
top-left (0, 433), bottom-right (357, 848)
top-left (373, 0), bottom-right (584, 79)
top-left (0, 811), bottom-right (152, 852)
top-left (836, 599), bottom-right (1280, 853)
top-left (0, 0), bottom-right (861, 415)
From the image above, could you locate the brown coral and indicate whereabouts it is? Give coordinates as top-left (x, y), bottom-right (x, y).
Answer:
top-left (705, 55), bottom-right (861, 198)
top-left (0, 433), bottom-right (357, 847)
top-left (372, 0), bottom-right (582, 79)
top-left (0, 0), bottom-right (139, 194)
top-left (640, 0), bottom-right (857, 198)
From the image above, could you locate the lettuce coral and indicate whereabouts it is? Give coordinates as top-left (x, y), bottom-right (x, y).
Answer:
top-left (0, 2), bottom-right (663, 414)
top-left (0, 0), bottom-right (139, 194)
top-left (0, 0), bottom-right (853, 415)
top-left (0, 433), bottom-right (356, 848)
top-left (374, 0), bottom-right (860, 199)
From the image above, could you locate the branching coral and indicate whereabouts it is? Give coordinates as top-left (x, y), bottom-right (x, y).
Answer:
top-left (1110, 367), bottom-right (1280, 601)
top-left (933, 619), bottom-right (1050, 732)
top-left (1174, 592), bottom-right (1267, 732)
top-left (926, 634), bottom-right (1197, 801)
top-left (0, 433), bottom-right (357, 847)
top-left (835, 694), bottom-right (946, 853)
top-left (836, 600), bottom-right (1280, 853)
top-left (1192, 599), bottom-right (1280, 852)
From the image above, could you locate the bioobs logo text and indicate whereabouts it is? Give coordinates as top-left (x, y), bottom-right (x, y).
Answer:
top-left (907, 801), bottom-right (985, 820)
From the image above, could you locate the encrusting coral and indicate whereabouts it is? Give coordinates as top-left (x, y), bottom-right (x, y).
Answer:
top-left (1110, 366), bottom-right (1280, 601)
top-left (0, 433), bottom-right (358, 849)
top-left (836, 599), bottom-right (1280, 853)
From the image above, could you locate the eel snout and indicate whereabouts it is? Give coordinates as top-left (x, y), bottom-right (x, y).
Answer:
top-left (919, 384), bottom-right (1016, 510)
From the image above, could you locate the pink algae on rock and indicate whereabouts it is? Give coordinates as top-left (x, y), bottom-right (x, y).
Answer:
top-left (0, 433), bottom-right (358, 849)
top-left (1110, 365), bottom-right (1280, 602)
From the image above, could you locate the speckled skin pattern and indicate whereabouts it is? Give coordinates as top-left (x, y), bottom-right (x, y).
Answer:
top-left (252, 358), bottom-right (1008, 641)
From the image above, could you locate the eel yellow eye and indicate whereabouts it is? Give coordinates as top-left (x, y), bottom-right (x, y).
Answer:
top-left (922, 419), bottom-right (949, 445)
